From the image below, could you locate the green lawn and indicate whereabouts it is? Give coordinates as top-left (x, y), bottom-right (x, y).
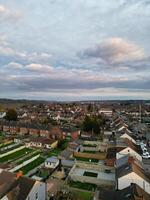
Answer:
top-left (45, 149), bottom-right (62, 158)
top-left (0, 148), bottom-right (33, 163)
top-left (16, 151), bottom-right (41, 165)
top-left (74, 191), bottom-right (93, 200)
top-left (69, 181), bottom-right (97, 191)
top-left (75, 157), bottom-right (99, 163)
top-left (17, 157), bottom-right (45, 174)
top-left (83, 171), bottom-right (98, 177)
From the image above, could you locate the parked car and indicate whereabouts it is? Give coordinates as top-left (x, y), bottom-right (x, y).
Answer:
top-left (142, 154), bottom-right (150, 159)
top-left (141, 146), bottom-right (148, 152)
top-left (142, 152), bottom-right (150, 159)
top-left (136, 140), bottom-right (146, 147)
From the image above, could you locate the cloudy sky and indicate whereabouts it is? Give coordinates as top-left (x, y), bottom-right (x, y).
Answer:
top-left (0, 0), bottom-right (150, 101)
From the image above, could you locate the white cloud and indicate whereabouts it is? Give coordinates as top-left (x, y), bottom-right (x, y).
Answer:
top-left (6, 62), bottom-right (23, 69)
top-left (26, 63), bottom-right (53, 73)
top-left (0, 4), bottom-right (22, 23)
top-left (0, 36), bottom-right (52, 62)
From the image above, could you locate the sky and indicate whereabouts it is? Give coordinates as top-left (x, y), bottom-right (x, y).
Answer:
top-left (0, 0), bottom-right (150, 101)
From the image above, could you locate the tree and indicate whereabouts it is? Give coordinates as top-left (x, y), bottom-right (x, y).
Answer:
top-left (82, 114), bottom-right (106, 135)
top-left (5, 109), bottom-right (18, 121)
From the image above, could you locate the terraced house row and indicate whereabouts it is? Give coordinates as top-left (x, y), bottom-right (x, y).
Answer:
top-left (0, 122), bottom-right (79, 140)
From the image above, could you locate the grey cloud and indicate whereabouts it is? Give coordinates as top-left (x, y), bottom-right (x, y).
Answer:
top-left (79, 37), bottom-right (145, 64)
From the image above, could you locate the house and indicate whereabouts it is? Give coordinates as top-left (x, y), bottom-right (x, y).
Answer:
top-left (116, 139), bottom-right (142, 162)
top-left (0, 112), bottom-right (6, 119)
top-left (29, 127), bottom-right (40, 136)
top-left (0, 170), bottom-right (46, 200)
top-left (9, 125), bottom-right (19, 134)
top-left (98, 183), bottom-right (150, 200)
top-left (120, 132), bottom-right (137, 144)
top-left (116, 123), bottom-right (128, 132)
top-left (3, 125), bottom-right (10, 132)
top-left (49, 126), bottom-right (62, 139)
top-left (19, 126), bottom-right (29, 135)
top-left (25, 138), bottom-right (58, 149)
top-left (45, 156), bottom-right (59, 169)
top-left (99, 108), bottom-right (113, 117)
top-left (116, 155), bottom-right (134, 168)
top-left (39, 127), bottom-right (50, 138)
top-left (116, 162), bottom-right (150, 194)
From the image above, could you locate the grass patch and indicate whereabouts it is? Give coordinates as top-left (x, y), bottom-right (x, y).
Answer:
top-left (69, 181), bottom-right (97, 191)
top-left (74, 191), bottom-right (93, 200)
top-left (45, 149), bottom-right (62, 158)
top-left (83, 171), bottom-right (98, 177)
top-left (37, 170), bottom-right (50, 179)
top-left (17, 157), bottom-right (45, 174)
top-left (75, 157), bottom-right (99, 163)
top-left (58, 139), bottom-right (69, 150)
top-left (16, 151), bottom-right (41, 165)
top-left (0, 148), bottom-right (33, 163)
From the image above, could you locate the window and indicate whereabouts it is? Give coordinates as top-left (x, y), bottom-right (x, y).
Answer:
top-left (36, 192), bottom-right (38, 199)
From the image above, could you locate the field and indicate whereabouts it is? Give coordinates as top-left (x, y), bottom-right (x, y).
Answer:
top-left (0, 148), bottom-right (33, 163)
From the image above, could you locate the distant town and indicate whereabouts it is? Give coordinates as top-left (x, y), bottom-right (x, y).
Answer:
top-left (0, 99), bottom-right (150, 200)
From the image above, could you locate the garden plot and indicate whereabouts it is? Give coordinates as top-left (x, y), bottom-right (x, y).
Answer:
top-left (16, 151), bottom-right (41, 165)
top-left (69, 163), bottom-right (115, 186)
top-left (0, 145), bottom-right (25, 158)
top-left (16, 156), bottom-right (45, 175)
top-left (0, 148), bottom-right (33, 163)
top-left (10, 151), bottom-right (41, 172)
top-left (0, 143), bottom-right (22, 153)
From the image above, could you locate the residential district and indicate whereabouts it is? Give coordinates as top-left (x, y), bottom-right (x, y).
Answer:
top-left (0, 100), bottom-right (150, 200)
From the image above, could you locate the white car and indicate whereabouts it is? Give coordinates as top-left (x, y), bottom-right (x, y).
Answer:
top-left (142, 152), bottom-right (150, 159)
top-left (136, 140), bottom-right (146, 147)
top-left (141, 147), bottom-right (148, 152)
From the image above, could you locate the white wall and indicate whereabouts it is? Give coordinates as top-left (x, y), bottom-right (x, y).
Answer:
top-left (45, 160), bottom-right (59, 169)
top-left (120, 133), bottom-right (136, 144)
top-left (118, 172), bottom-right (150, 194)
top-left (117, 147), bottom-right (142, 162)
